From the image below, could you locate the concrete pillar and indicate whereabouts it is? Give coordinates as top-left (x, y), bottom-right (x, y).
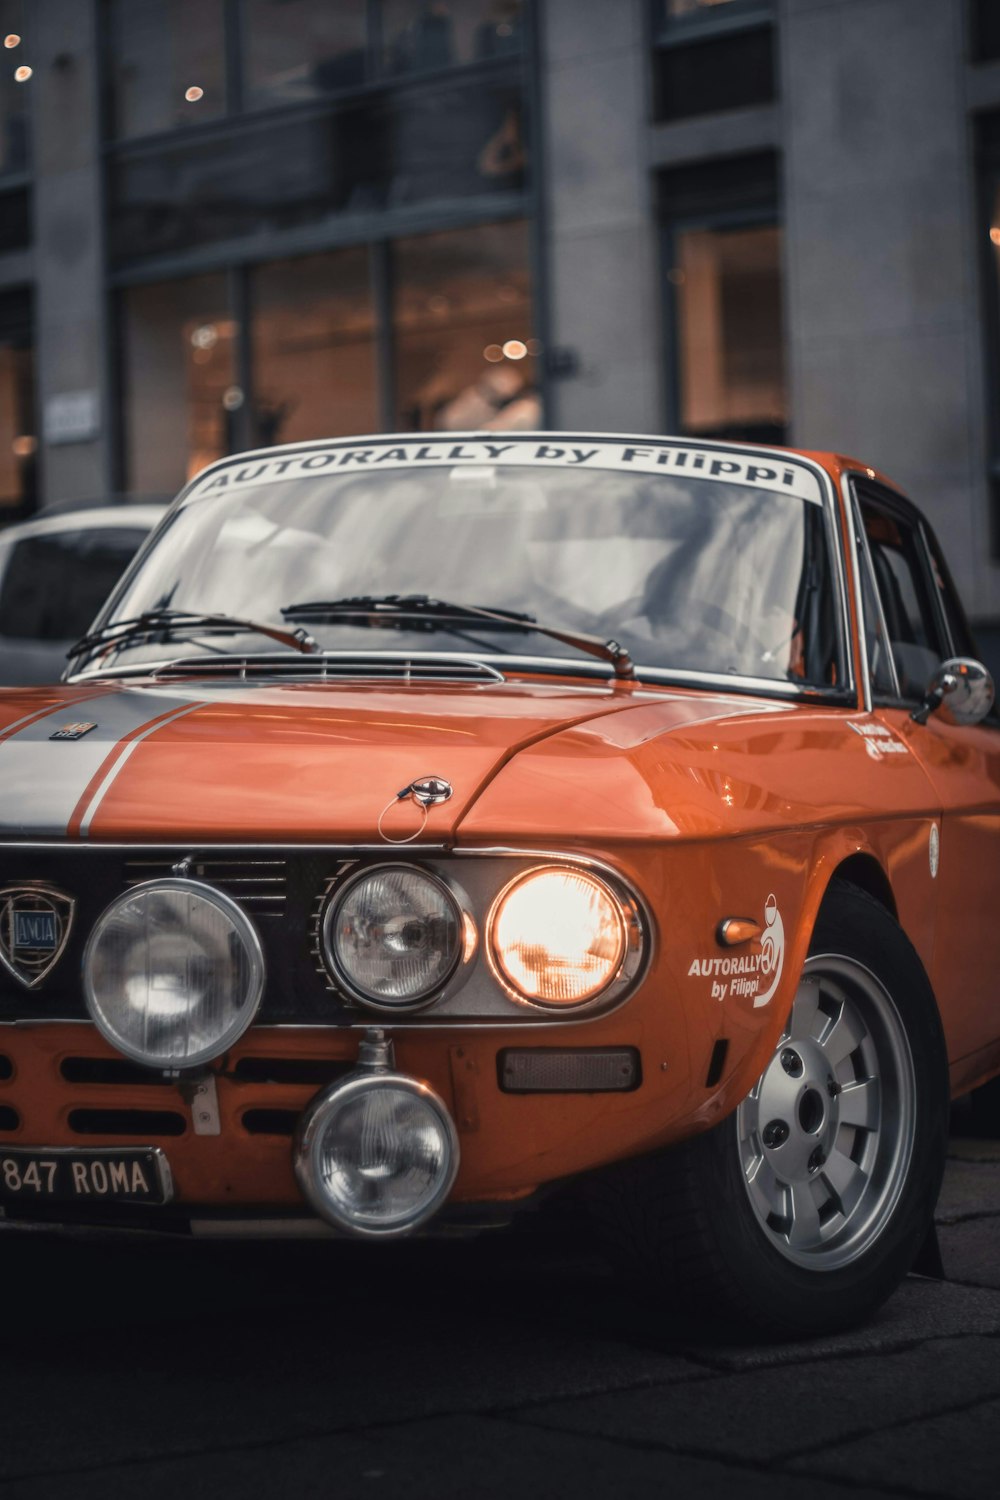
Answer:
top-left (780, 0), bottom-right (996, 615)
top-left (31, 0), bottom-right (109, 505)
top-left (539, 0), bottom-right (662, 433)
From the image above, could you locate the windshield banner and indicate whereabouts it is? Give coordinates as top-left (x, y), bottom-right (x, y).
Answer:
top-left (187, 439), bottom-right (825, 506)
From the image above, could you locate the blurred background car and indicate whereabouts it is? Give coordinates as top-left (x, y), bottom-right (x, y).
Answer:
top-left (0, 503), bottom-right (163, 685)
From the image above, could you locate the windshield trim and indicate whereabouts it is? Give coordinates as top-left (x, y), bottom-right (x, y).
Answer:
top-left (74, 433), bottom-right (855, 703)
top-left (66, 648), bottom-right (855, 705)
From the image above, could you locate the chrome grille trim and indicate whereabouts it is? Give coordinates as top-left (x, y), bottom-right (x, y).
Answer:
top-left (123, 857), bottom-right (287, 915)
top-left (148, 653), bottom-right (507, 684)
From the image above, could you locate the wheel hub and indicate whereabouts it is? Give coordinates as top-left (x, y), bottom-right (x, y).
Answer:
top-left (736, 957), bottom-right (915, 1270)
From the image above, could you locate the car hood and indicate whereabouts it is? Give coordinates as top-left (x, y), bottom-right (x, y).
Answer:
top-left (0, 676), bottom-right (785, 842)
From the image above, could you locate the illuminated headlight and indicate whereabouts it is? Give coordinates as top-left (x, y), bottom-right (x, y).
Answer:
top-left (488, 866), bottom-right (633, 1009)
top-left (322, 865), bottom-right (463, 1011)
top-left (83, 879), bottom-right (264, 1069)
top-left (295, 1072), bottom-right (459, 1236)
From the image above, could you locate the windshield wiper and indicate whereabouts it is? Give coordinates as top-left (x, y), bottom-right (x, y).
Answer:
top-left (281, 594), bottom-right (635, 680)
top-left (68, 609), bottom-right (320, 663)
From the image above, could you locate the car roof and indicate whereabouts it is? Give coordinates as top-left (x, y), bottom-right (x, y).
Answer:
top-left (0, 505), bottom-right (165, 543)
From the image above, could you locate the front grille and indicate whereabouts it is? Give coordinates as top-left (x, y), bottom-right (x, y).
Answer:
top-left (60, 1057), bottom-right (173, 1087)
top-left (241, 1108), bottom-right (299, 1136)
top-left (68, 1108), bottom-right (187, 1137)
top-left (124, 857), bottom-right (287, 917)
top-left (230, 1057), bottom-right (350, 1086)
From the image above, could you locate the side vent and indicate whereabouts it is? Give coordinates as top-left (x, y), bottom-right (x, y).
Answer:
top-left (0, 1055), bottom-right (12, 1081)
top-left (0, 1106), bottom-right (19, 1130)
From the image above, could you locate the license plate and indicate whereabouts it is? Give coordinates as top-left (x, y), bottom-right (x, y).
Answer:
top-left (0, 1148), bottom-right (172, 1206)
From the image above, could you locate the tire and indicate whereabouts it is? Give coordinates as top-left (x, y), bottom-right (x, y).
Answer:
top-left (588, 883), bottom-right (949, 1339)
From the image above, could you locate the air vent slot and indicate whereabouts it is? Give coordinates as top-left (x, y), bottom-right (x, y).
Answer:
top-left (242, 1109), bottom-right (298, 1135)
top-left (61, 1057), bottom-right (172, 1086)
top-left (68, 1109), bottom-right (186, 1137)
top-left (0, 1055), bottom-right (12, 1081)
top-left (0, 1106), bottom-right (19, 1130)
top-left (151, 652), bottom-right (506, 684)
top-left (124, 857), bottom-right (287, 916)
top-left (231, 1057), bottom-right (352, 1086)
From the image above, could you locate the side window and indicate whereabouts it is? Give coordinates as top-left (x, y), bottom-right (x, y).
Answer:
top-left (859, 497), bottom-right (947, 700)
top-left (923, 527), bottom-right (977, 658)
top-left (0, 529), bottom-right (147, 642)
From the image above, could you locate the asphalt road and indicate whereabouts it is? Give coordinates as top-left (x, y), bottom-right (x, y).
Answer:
top-left (0, 1129), bottom-right (997, 1500)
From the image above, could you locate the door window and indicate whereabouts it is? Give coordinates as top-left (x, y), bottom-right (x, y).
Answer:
top-left (858, 495), bottom-right (946, 701)
top-left (0, 528), bottom-right (148, 641)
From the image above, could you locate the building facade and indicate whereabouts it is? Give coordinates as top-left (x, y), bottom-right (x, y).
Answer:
top-left (2, 0), bottom-right (1000, 640)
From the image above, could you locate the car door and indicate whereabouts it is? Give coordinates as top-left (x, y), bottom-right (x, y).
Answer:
top-left (852, 478), bottom-right (1000, 1077)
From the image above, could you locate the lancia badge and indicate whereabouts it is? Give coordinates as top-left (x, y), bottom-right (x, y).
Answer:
top-left (49, 722), bottom-right (97, 741)
top-left (0, 886), bottom-right (75, 989)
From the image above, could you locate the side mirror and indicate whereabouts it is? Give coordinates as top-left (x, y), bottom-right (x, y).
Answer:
top-left (912, 657), bottom-right (995, 726)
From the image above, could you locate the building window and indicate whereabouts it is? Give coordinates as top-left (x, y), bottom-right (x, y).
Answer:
top-left (104, 0), bottom-right (527, 140)
top-left (661, 154), bottom-right (786, 445)
top-left (393, 219), bottom-right (538, 430)
top-left (0, 0), bottom-right (29, 178)
top-left (106, 0), bottom-right (227, 141)
top-left (970, 0), bottom-right (1000, 64)
top-left (242, 0), bottom-right (369, 106)
top-left (0, 289), bottom-right (35, 518)
top-left (652, 0), bottom-right (776, 123)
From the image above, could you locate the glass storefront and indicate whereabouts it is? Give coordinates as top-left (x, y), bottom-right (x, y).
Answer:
top-left (121, 275), bottom-right (235, 497)
top-left (120, 218), bottom-right (536, 494)
top-left (0, 290), bottom-right (35, 518)
top-left (251, 249), bottom-right (378, 446)
top-left (672, 223), bottom-right (785, 444)
top-left (393, 220), bottom-right (538, 430)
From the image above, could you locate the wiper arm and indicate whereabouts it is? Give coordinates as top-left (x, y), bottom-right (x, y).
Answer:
top-left (68, 609), bottom-right (320, 663)
top-left (281, 594), bottom-right (635, 680)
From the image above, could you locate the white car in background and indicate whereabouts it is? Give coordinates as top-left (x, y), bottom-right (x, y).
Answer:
top-left (0, 505), bottom-right (164, 686)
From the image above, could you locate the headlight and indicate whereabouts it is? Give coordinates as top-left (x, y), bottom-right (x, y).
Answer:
top-left (295, 1071), bottom-right (459, 1236)
top-left (84, 879), bottom-right (264, 1069)
top-left (322, 865), bottom-right (462, 1010)
top-left (488, 866), bottom-right (629, 1008)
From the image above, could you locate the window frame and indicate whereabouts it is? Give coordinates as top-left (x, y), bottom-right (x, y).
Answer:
top-left (848, 476), bottom-right (955, 708)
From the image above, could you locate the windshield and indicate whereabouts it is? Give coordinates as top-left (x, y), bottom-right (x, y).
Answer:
top-left (86, 441), bottom-right (842, 689)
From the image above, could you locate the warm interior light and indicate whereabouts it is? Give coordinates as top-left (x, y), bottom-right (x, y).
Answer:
top-left (991, 228), bottom-right (1000, 247)
top-left (490, 868), bottom-right (626, 1006)
top-left (14, 64), bottom-right (31, 81)
top-left (3, 34), bottom-right (21, 48)
top-left (185, 85), bottom-right (204, 102)
top-left (502, 339), bottom-right (527, 360)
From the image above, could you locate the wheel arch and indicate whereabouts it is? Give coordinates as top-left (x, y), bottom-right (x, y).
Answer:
top-left (823, 852), bottom-right (898, 920)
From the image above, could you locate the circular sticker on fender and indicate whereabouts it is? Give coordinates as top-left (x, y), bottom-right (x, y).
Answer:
top-left (687, 894), bottom-right (785, 1009)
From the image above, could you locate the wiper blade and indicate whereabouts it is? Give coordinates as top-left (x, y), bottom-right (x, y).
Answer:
top-left (281, 594), bottom-right (635, 680)
top-left (68, 609), bottom-right (320, 663)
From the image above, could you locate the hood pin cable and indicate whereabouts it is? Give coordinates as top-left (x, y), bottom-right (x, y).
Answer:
top-left (377, 775), bottom-right (454, 844)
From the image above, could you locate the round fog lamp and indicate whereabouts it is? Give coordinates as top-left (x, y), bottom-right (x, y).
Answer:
top-left (323, 865), bottom-right (462, 1010)
top-left (489, 866), bottom-right (627, 1008)
top-left (295, 1073), bottom-right (459, 1236)
top-left (83, 878), bottom-right (264, 1069)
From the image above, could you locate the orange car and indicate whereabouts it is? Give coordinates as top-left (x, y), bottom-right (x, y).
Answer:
top-left (1, 432), bottom-right (997, 1337)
